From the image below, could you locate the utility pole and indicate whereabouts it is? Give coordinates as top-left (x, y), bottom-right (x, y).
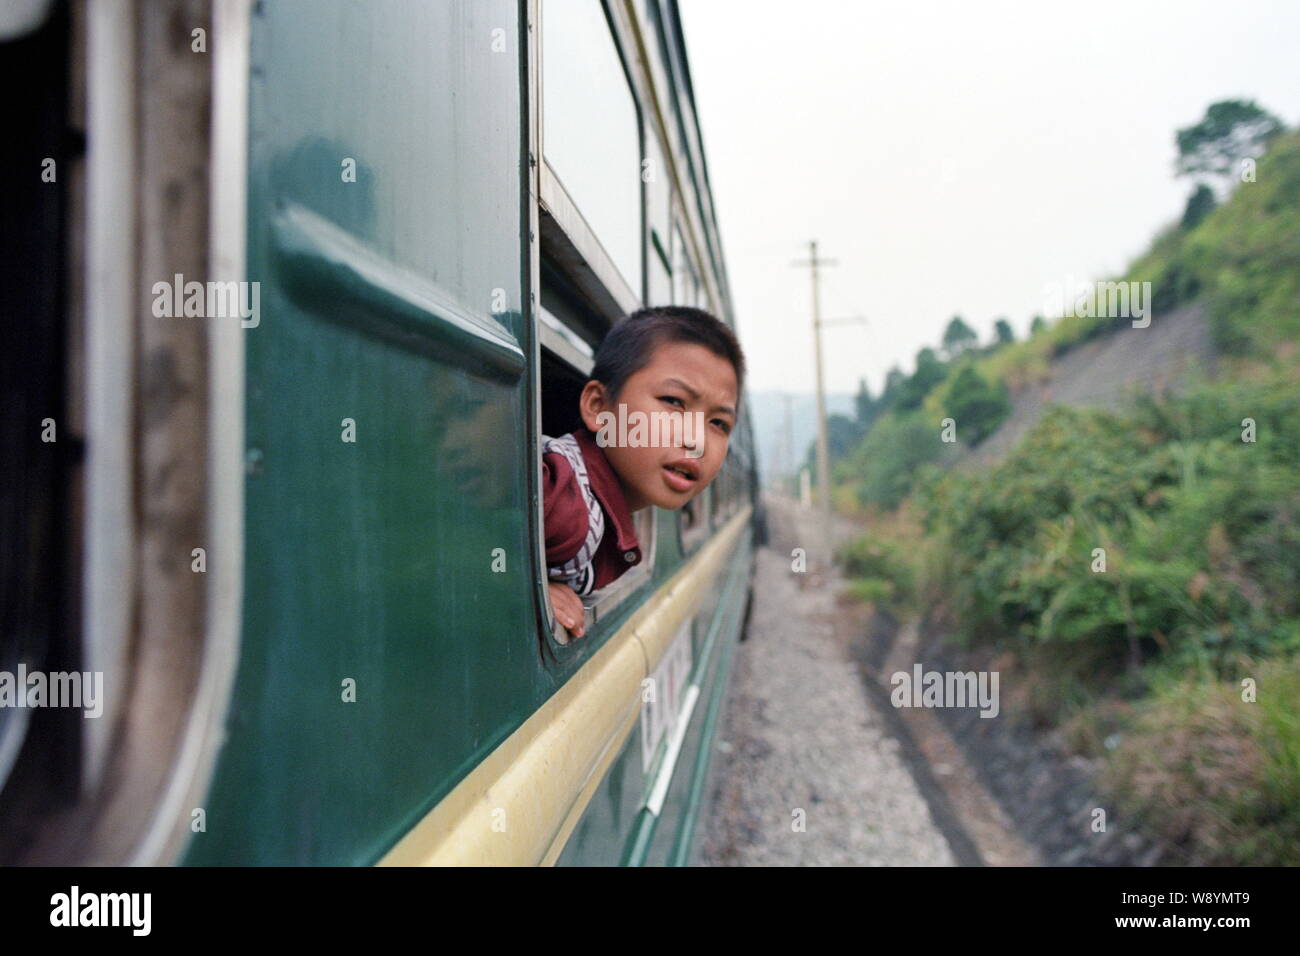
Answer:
top-left (792, 240), bottom-right (837, 560)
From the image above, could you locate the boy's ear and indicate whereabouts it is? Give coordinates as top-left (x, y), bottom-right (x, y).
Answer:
top-left (578, 379), bottom-right (610, 433)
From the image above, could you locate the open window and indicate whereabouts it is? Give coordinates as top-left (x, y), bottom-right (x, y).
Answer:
top-left (535, 0), bottom-right (657, 647)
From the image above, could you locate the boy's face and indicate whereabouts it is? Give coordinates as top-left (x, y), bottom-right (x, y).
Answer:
top-left (580, 341), bottom-right (738, 512)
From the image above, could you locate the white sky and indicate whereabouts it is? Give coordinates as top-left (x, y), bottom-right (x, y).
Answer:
top-left (678, 0), bottom-right (1300, 395)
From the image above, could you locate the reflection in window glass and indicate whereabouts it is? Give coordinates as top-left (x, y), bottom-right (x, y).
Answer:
top-left (543, 0), bottom-right (643, 297)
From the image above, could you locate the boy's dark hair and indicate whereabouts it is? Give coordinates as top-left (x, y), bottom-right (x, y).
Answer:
top-left (590, 306), bottom-right (745, 405)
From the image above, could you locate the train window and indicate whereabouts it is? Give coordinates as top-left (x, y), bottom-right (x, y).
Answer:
top-left (541, 0), bottom-right (642, 299)
top-left (582, 492), bottom-right (656, 633)
top-left (535, 1), bottom-right (667, 644)
top-left (680, 484), bottom-right (711, 555)
top-left (712, 458), bottom-right (730, 527)
top-left (714, 441), bottom-right (741, 524)
top-left (537, 267), bottom-right (657, 643)
top-left (676, 223), bottom-right (696, 303)
top-left (670, 220), bottom-right (704, 312)
top-left (644, 124), bottom-right (672, 305)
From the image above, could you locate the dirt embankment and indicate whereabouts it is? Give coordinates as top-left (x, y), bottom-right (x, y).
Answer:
top-left (864, 613), bottom-right (1170, 866)
top-left (962, 302), bottom-right (1215, 470)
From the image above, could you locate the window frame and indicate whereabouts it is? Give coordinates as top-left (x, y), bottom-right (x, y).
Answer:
top-left (532, 0), bottom-right (659, 651)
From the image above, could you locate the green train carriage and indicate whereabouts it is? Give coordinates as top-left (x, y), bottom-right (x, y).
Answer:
top-left (1, 0), bottom-right (759, 866)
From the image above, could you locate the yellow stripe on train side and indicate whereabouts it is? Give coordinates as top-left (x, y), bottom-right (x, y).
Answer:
top-left (377, 505), bottom-right (752, 867)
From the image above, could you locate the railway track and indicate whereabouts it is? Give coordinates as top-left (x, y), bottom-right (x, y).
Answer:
top-left (702, 494), bottom-right (980, 864)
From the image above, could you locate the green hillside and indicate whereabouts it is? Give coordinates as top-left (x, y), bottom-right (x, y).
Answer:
top-left (836, 127), bottom-right (1300, 864)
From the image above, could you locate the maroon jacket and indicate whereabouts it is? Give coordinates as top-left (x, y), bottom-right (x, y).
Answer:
top-left (542, 426), bottom-right (643, 593)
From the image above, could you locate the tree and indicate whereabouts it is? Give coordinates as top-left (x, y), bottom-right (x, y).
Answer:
top-left (1176, 99), bottom-right (1284, 194)
top-left (882, 366), bottom-right (906, 405)
top-left (993, 317), bottom-right (1015, 346)
top-left (851, 411), bottom-right (942, 510)
top-left (803, 412), bottom-right (871, 482)
top-left (896, 347), bottom-right (947, 410)
top-left (942, 315), bottom-right (978, 358)
top-left (1180, 182), bottom-right (1217, 231)
top-left (854, 377), bottom-right (873, 423)
top-left (1030, 315), bottom-right (1047, 337)
top-left (827, 413), bottom-right (862, 461)
top-left (945, 365), bottom-right (1011, 446)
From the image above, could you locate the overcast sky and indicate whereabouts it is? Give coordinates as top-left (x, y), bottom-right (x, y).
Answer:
top-left (678, 0), bottom-right (1300, 396)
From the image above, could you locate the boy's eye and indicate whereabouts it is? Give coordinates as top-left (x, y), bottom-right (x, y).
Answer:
top-left (659, 395), bottom-right (685, 408)
top-left (713, 419), bottom-right (732, 434)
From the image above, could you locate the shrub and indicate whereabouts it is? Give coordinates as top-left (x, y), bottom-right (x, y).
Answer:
top-left (918, 381), bottom-right (1300, 681)
top-left (1100, 655), bottom-right (1300, 865)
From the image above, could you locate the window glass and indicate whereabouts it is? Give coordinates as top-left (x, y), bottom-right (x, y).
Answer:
top-left (644, 129), bottom-right (672, 265)
top-left (543, 0), bottom-right (642, 297)
top-left (720, 454), bottom-right (738, 520)
top-left (680, 485), bottom-right (711, 552)
top-left (713, 459), bottom-right (730, 523)
top-left (671, 223), bottom-right (696, 306)
top-left (644, 125), bottom-right (672, 306)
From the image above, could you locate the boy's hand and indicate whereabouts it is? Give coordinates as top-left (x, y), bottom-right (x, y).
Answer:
top-left (547, 581), bottom-right (587, 640)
